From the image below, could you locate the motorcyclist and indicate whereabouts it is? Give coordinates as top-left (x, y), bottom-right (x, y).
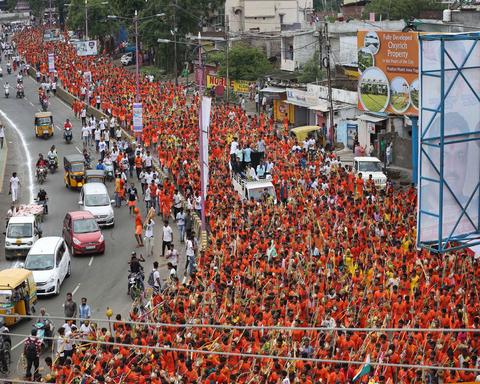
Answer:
top-left (64, 119), bottom-right (73, 130)
top-left (6, 62), bottom-right (11, 74)
top-left (83, 149), bottom-right (91, 168)
top-left (95, 159), bottom-right (105, 171)
top-left (47, 145), bottom-right (58, 167)
top-left (3, 82), bottom-right (10, 97)
top-left (36, 154), bottom-right (47, 168)
top-left (36, 189), bottom-right (48, 214)
top-left (127, 252), bottom-right (145, 294)
top-left (36, 307), bottom-right (53, 344)
top-left (16, 73), bottom-right (22, 83)
top-left (0, 67), bottom-right (3, 77)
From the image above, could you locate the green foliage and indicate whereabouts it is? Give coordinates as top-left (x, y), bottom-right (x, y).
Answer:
top-left (6, 0), bottom-right (17, 11)
top-left (364, 0), bottom-right (436, 19)
top-left (66, 0), bottom-right (113, 39)
top-left (28, 0), bottom-right (45, 18)
top-left (213, 43), bottom-right (272, 81)
top-left (298, 55), bottom-right (325, 84)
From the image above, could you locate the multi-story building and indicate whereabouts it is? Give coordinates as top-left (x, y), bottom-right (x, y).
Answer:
top-left (225, 0), bottom-right (314, 33)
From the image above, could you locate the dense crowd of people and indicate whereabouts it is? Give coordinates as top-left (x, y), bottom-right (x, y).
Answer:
top-left (13, 27), bottom-right (480, 384)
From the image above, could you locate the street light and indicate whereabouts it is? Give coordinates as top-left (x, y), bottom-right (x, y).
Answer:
top-left (108, 12), bottom-right (165, 103)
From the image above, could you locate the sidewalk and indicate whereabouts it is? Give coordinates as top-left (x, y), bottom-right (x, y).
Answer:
top-left (0, 140), bottom-right (7, 194)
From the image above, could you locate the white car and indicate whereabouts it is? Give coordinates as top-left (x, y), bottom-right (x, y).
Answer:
top-left (24, 237), bottom-right (71, 296)
top-left (79, 182), bottom-right (115, 227)
top-left (354, 156), bottom-right (387, 189)
top-left (120, 52), bottom-right (134, 66)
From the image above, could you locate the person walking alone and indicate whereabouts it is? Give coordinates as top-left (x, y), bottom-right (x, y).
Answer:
top-left (162, 220), bottom-right (173, 257)
top-left (78, 297), bottom-right (91, 322)
top-left (63, 292), bottom-right (78, 323)
top-left (9, 172), bottom-right (20, 204)
top-left (144, 218), bottom-right (155, 257)
top-left (24, 329), bottom-right (42, 380)
top-left (0, 124), bottom-right (4, 149)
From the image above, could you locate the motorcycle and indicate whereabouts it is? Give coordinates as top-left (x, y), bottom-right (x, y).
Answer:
top-left (16, 87), bottom-right (24, 98)
top-left (64, 128), bottom-right (73, 143)
top-left (33, 321), bottom-right (54, 349)
top-left (6, 66), bottom-right (11, 75)
top-left (36, 167), bottom-right (47, 184)
top-left (0, 320), bottom-right (11, 374)
top-left (47, 155), bottom-right (57, 173)
top-left (4, 88), bottom-right (9, 98)
top-left (41, 98), bottom-right (48, 111)
top-left (34, 198), bottom-right (48, 216)
top-left (128, 272), bottom-right (144, 300)
top-left (84, 153), bottom-right (92, 169)
top-left (104, 160), bottom-right (114, 181)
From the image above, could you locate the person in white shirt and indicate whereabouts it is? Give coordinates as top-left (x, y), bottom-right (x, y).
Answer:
top-left (176, 208), bottom-right (186, 242)
top-left (161, 221), bottom-right (173, 257)
top-left (143, 150), bottom-right (153, 171)
top-left (229, 138), bottom-right (238, 164)
top-left (94, 127), bottom-right (101, 152)
top-left (79, 320), bottom-right (92, 339)
top-left (98, 138), bottom-right (107, 161)
top-left (9, 172), bottom-right (20, 203)
top-left (173, 189), bottom-right (182, 218)
top-left (81, 123), bottom-right (90, 147)
top-left (165, 243), bottom-right (178, 267)
top-left (144, 218), bottom-right (155, 257)
top-left (185, 234), bottom-right (196, 276)
top-left (150, 261), bottom-right (161, 292)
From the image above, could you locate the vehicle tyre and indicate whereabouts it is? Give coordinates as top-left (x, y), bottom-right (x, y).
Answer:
top-left (66, 262), bottom-right (71, 277)
top-left (55, 281), bottom-right (60, 296)
top-left (70, 246), bottom-right (75, 257)
top-left (5, 254), bottom-right (12, 261)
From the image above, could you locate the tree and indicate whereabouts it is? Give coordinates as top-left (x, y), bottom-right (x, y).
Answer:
top-left (298, 55), bottom-right (325, 84)
top-left (365, 0), bottom-right (437, 20)
top-left (211, 43), bottom-right (272, 81)
top-left (6, 0), bottom-right (17, 11)
top-left (67, 0), bottom-right (114, 40)
top-left (28, 0), bottom-right (45, 18)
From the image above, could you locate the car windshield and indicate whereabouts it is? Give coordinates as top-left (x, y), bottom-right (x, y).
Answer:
top-left (71, 163), bottom-right (84, 173)
top-left (7, 223), bottom-right (32, 238)
top-left (36, 117), bottom-right (51, 125)
top-left (0, 290), bottom-right (12, 304)
top-left (73, 218), bottom-right (99, 233)
top-left (358, 162), bottom-right (383, 172)
top-left (85, 194), bottom-right (110, 207)
top-left (25, 254), bottom-right (54, 270)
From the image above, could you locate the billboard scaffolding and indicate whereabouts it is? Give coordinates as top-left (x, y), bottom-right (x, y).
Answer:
top-left (417, 32), bottom-right (480, 253)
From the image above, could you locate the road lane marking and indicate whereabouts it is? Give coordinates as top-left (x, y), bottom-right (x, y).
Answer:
top-left (28, 101), bottom-right (34, 107)
top-left (75, 146), bottom-right (82, 154)
top-left (0, 109), bottom-right (34, 202)
top-left (54, 124), bottom-right (62, 131)
top-left (88, 257), bottom-right (94, 266)
top-left (0, 138), bottom-right (7, 193)
top-left (72, 283), bottom-right (81, 296)
top-left (12, 338), bottom-right (26, 351)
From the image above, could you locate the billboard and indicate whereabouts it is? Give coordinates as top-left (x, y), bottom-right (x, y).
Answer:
top-left (417, 32), bottom-right (480, 252)
top-left (206, 74), bottom-right (254, 94)
top-left (43, 28), bottom-right (63, 42)
top-left (73, 40), bottom-right (98, 56)
top-left (47, 53), bottom-right (55, 73)
top-left (357, 31), bottom-right (419, 115)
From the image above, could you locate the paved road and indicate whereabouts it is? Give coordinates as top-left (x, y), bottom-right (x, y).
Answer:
top-left (0, 62), bottom-right (185, 379)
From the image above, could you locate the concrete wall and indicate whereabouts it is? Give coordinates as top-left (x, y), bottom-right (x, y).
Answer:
top-left (293, 31), bottom-right (318, 68)
top-left (451, 10), bottom-right (480, 26)
top-left (241, 36), bottom-right (282, 59)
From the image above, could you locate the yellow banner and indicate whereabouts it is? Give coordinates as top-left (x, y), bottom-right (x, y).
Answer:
top-left (206, 74), bottom-right (254, 94)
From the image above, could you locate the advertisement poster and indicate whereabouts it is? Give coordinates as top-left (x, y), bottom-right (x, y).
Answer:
top-left (206, 74), bottom-right (254, 94)
top-left (48, 53), bottom-right (55, 73)
top-left (43, 28), bottom-right (63, 42)
top-left (357, 31), bottom-right (419, 115)
top-left (133, 103), bottom-right (143, 133)
top-left (74, 40), bottom-right (98, 56)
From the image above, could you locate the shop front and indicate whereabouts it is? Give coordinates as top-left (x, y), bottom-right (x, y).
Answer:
top-left (356, 113), bottom-right (388, 155)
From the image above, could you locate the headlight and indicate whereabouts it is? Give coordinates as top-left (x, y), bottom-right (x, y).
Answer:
top-left (99, 234), bottom-right (104, 242)
top-left (5, 242), bottom-right (10, 246)
top-left (72, 237), bottom-right (81, 245)
top-left (27, 241), bottom-right (33, 246)
top-left (48, 276), bottom-right (55, 283)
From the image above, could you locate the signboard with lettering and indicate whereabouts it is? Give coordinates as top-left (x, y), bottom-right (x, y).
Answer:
top-left (357, 31), bottom-right (419, 116)
top-left (73, 40), bottom-right (98, 56)
top-left (133, 103), bottom-right (143, 133)
top-left (48, 53), bottom-right (55, 73)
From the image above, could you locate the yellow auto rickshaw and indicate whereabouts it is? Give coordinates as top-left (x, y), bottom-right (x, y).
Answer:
top-left (34, 111), bottom-right (54, 139)
top-left (0, 268), bottom-right (37, 326)
top-left (290, 125), bottom-right (325, 147)
top-left (64, 154), bottom-right (85, 189)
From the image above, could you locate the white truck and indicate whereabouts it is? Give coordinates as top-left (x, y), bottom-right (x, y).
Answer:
top-left (231, 173), bottom-right (277, 203)
top-left (353, 156), bottom-right (387, 189)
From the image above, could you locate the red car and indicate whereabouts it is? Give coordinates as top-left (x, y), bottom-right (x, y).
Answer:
top-left (62, 211), bottom-right (105, 255)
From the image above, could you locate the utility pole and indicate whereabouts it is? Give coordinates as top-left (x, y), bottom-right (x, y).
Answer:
top-left (134, 9), bottom-right (140, 103)
top-left (225, 15), bottom-right (230, 103)
top-left (198, 32), bottom-right (206, 232)
top-left (173, 0), bottom-right (178, 86)
top-left (325, 22), bottom-right (335, 145)
top-left (317, 20), bottom-right (323, 84)
top-left (85, 0), bottom-right (88, 40)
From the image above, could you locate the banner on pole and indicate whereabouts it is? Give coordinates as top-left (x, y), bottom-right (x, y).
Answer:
top-left (133, 103), bottom-right (143, 133)
top-left (48, 53), bottom-right (55, 73)
top-left (201, 96), bottom-right (211, 199)
top-left (43, 28), bottom-right (63, 42)
top-left (74, 40), bottom-right (98, 56)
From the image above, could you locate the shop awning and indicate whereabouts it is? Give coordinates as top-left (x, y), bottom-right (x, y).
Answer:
top-left (284, 99), bottom-right (316, 108)
top-left (309, 100), bottom-right (354, 112)
top-left (260, 86), bottom-right (286, 93)
top-left (356, 114), bottom-right (388, 123)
